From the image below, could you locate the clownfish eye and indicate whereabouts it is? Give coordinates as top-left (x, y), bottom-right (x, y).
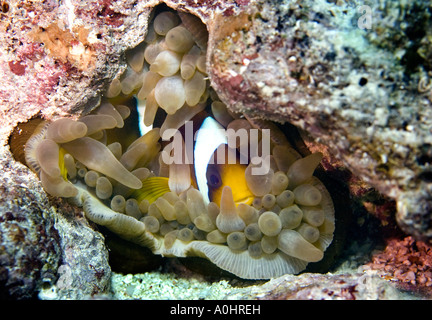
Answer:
top-left (209, 173), bottom-right (221, 187)
top-left (206, 165), bottom-right (222, 189)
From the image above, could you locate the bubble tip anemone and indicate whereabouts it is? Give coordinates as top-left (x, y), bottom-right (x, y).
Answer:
top-left (216, 186), bottom-right (246, 233)
top-left (20, 8), bottom-right (336, 281)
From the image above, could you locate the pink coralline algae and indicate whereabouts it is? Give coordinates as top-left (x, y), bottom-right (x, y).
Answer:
top-left (367, 236), bottom-right (432, 295)
top-left (8, 60), bottom-right (26, 76)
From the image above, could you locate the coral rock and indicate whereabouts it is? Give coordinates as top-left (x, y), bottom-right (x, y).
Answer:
top-left (207, 0), bottom-right (432, 243)
top-left (0, 147), bottom-right (61, 299)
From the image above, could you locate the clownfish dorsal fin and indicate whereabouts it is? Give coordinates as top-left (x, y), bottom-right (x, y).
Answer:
top-left (194, 116), bottom-right (227, 204)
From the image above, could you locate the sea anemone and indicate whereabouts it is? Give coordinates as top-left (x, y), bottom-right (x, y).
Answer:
top-left (21, 9), bottom-right (336, 280)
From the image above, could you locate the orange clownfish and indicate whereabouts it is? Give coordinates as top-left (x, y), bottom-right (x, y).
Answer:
top-left (194, 116), bottom-right (254, 207)
top-left (131, 114), bottom-right (255, 207)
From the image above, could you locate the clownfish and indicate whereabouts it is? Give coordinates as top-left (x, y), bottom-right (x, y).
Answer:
top-left (194, 116), bottom-right (254, 207)
top-left (131, 113), bottom-right (255, 207)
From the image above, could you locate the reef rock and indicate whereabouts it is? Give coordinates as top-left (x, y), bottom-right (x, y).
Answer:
top-left (0, 145), bottom-right (60, 299)
top-left (39, 203), bottom-right (112, 300)
top-left (206, 0), bottom-right (432, 242)
top-left (230, 271), bottom-right (404, 300)
top-left (0, 141), bottom-right (111, 300)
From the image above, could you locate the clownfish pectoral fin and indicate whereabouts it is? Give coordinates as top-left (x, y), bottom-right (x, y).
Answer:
top-left (130, 176), bottom-right (170, 204)
top-left (194, 116), bottom-right (228, 204)
top-left (232, 190), bottom-right (255, 207)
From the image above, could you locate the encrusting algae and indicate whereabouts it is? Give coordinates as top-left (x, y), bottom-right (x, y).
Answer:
top-left (22, 9), bottom-right (335, 280)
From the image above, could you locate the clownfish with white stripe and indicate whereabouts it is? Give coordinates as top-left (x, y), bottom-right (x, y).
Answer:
top-left (132, 111), bottom-right (255, 208)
